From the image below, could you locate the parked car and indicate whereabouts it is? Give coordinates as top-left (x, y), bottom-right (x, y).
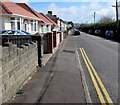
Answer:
top-left (95, 30), bottom-right (102, 36)
top-left (105, 30), bottom-right (115, 38)
top-left (73, 28), bottom-right (80, 35)
top-left (0, 30), bottom-right (31, 35)
top-left (21, 30), bottom-right (31, 35)
top-left (88, 29), bottom-right (94, 34)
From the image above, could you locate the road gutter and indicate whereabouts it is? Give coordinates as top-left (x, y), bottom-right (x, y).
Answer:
top-left (74, 39), bottom-right (92, 104)
top-left (75, 50), bottom-right (92, 104)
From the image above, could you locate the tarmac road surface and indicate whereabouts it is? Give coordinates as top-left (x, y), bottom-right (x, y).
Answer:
top-left (75, 32), bottom-right (118, 104)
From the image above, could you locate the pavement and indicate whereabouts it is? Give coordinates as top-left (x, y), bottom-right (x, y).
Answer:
top-left (9, 36), bottom-right (86, 104)
top-left (0, 46), bottom-right (2, 105)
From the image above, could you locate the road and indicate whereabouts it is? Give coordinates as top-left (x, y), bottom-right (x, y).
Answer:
top-left (74, 32), bottom-right (118, 104)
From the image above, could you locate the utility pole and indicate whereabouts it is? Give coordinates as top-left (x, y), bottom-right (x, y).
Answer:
top-left (116, 0), bottom-right (119, 38)
top-left (94, 12), bottom-right (96, 31)
top-left (116, 0), bottom-right (119, 21)
top-left (112, 0), bottom-right (120, 38)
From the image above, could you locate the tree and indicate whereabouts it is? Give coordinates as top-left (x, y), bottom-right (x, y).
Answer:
top-left (98, 16), bottom-right (113, 23)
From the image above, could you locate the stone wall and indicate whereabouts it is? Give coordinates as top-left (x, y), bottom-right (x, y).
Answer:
top-left (0, 45), bottom-right (2, 105)
top-left (2, 42), bottom-right (38, 103)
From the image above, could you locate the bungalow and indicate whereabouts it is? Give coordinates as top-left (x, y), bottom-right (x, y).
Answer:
top-left (46, 11), bottom-right (68, 31)
top-left (16, 3), bottom-right (60, 54)
top-left (0, 0), bottom-right (42, 34)
top-left (1, 0), bottom-right (66, 55)
top-left (17, 3), bottom-right (66, 54)
top-left (16, 3), bottom-right (58, 34)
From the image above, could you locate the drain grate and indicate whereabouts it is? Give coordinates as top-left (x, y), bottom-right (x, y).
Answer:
top-left (62, 50), bottom-right (75, 54)
top-left (16, 90), bottom-right (24, 95)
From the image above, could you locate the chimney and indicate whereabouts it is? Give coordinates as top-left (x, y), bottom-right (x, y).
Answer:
top-left (48, 11), bottom-right (52, 15)
top-left (54, 15), bottom-right (57, 18)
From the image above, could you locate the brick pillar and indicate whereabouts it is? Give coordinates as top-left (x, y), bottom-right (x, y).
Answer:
top-left (47, 32), bottom-right (53, 53)
top-left (61, 32), bottom-right (63, 41)
top-left (60, 32), bottom-right (62, 42)
top-left (53, 31), bottom-right (57, 48)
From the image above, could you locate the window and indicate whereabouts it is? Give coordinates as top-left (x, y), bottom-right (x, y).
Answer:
top-left (10, 17), bottom-right (21, 30)
top-left (11, 22), bottom-right (15, 30)
top-left (41, 25), bottom-right (43, 33)
top-left (47, 25), bottom-right (49, 32)
top-left (16, 17), bottom-right (20, 30)
top-left (31, 20), bottom-right (33, 31)
top-left (30, 20), bottom-right (38, 32)
top-left (23, 20), bottom-right (28, 32)
top-left (10, 17), bottom-right (15, 30)
top-left (34, 21), bottom-right (37, 31)
top-left (7, 31), bottom-right (15, 34)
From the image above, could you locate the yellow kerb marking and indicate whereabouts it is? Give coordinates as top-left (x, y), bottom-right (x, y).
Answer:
top-left (80, 48), bottom-right (106, 105)
top-left (81, 48), bottom-right (114, 105)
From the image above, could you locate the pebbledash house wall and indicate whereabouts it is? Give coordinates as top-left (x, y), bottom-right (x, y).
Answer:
top-left (1, 15), bottom-right (39, 34)
top-left (0, 16), bottom-right (11, 30)
top-left (2, 41), bottom-right (38, 103)
top-left (56, 32), bottom-right (60, 47)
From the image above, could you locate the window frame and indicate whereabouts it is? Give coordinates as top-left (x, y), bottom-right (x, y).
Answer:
top-left (10, 17), bottom-right (22, 30)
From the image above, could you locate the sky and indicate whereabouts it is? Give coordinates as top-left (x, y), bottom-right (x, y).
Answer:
top-left (10, 0), bottom-right (118, 23)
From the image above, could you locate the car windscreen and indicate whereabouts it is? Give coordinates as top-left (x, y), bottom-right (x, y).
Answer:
top-left (0, 31), bottom-right (6, 34)
top-left (21, 31), bottom-right (30, 35)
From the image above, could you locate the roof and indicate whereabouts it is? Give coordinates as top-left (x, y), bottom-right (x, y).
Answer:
top-left (46, 13), bottom-right (59, 20)
top-left (0, 1), bottom-right (40, 20)
top-left (16, 3), bottom-right (58, 26)
top-left (40, 13), bottom-right (58, 26)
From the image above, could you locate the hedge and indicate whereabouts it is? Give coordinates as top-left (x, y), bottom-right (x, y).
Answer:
top-left (80, 20), bottom-right (120, 35)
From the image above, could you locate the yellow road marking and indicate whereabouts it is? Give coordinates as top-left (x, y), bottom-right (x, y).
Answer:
top-left (81, 48), bottom-right (114, 105)
top-left (80, 48), bottom-right (106, 105)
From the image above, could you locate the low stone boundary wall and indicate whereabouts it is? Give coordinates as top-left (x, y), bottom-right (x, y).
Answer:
top-left (0, 30), bottom-right (68, 103)
top-left (1, 35), bottom-right (38, 103)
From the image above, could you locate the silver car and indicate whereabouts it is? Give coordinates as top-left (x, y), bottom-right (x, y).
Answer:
top-left (105, 30), bottom-right (115, 38)
top-left (0, 30), bottom-right (30, 35)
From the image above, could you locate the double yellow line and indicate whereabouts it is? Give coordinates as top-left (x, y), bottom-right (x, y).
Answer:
top-left (80, 48), bottom-right (114, 105)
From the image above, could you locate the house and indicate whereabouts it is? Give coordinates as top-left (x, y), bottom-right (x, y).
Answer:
top-left (1, 0), bottom-right (65, 54)
top-left (0, 0), bottom-right (42, 34)
top-left (46, 11), bottom-right (68, 31)
top-left (1, 1), bottom-right (67, 102)
top-left (16, 3), bottom-right (60, 54)
top-left (16, 3), bottom-right (65, 54)
top-left (59, 19), bottom-right (67, 31)
top-left (73, 23), bottom-right (81, 29)
top-left (16, 3), bottom-right (58, 34)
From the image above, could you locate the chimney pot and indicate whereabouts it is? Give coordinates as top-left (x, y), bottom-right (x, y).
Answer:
top-left (54, 15), bottom-right (57, 18)
top-left (48, 11), bottom-right (52, 15)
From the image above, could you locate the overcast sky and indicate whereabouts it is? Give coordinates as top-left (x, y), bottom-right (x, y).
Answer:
top-left (11, 0), bottom-right (118, 23)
